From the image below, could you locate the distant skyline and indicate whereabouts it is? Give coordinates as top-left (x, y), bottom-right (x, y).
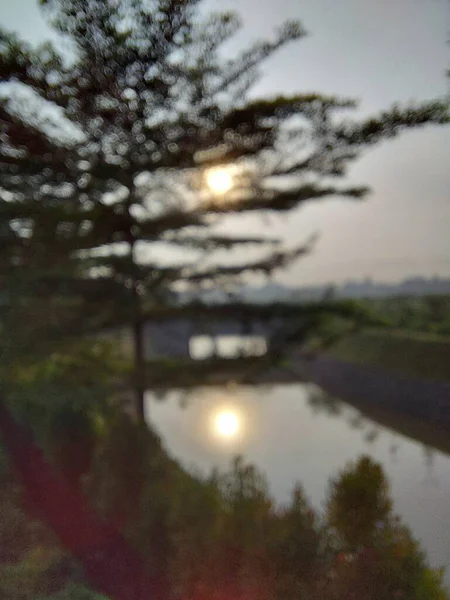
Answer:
top-left (1, 0), bottom-right (450, 285)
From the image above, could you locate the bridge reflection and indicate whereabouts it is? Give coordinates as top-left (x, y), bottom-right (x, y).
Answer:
top-left (189, 335), bottom-right (268, 360)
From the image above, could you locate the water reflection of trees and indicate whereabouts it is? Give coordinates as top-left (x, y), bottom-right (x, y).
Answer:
top-left (307, 385), bottom-right (343, 417)
top-left (306, 386), bottom-right (436, 468)
top-left (307, 385), bottom-right (377, 438)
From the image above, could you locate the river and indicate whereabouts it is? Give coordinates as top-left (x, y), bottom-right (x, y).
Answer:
top-left (146, 382), bottom-right (450, 584)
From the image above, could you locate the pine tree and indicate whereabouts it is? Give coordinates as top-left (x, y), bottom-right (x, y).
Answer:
top-left (1, 0), bottom-right (448, 417)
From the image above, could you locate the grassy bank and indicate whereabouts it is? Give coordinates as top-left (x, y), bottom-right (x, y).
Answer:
top-left (325, 329), bottom-right (450, 382)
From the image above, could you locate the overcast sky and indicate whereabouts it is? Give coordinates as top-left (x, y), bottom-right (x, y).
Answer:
top-left (2, 0), bottom-right (450, 285)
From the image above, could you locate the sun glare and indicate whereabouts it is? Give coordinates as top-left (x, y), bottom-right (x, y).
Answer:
top-left (215, 410), bottom-right (240, 438)
top-left (206, 168), bottom-right (233, 194)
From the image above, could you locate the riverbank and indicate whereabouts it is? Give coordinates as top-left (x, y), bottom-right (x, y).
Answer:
top-left (324, 329), bottom-right (450, 382)
top-left (290, 351), bottom-right (450, 443)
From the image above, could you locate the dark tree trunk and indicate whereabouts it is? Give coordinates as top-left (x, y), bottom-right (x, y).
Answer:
top-left (133, 316), bottom-right (146, 421)
top-left (128, 193), bottom-right (146, 422)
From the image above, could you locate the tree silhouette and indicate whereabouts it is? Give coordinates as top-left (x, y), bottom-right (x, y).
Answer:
top-left (1, 0), bottom-right (448, 416)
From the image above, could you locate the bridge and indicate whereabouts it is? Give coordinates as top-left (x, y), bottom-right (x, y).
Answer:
top-left (143, 303), bottom-right (306, 360)
top-left (109, 302), bottom-right (305, 361)
top-left (143, 313), bottom-right (281, 360)
top-left (115, 301), bottom-right (353, 360)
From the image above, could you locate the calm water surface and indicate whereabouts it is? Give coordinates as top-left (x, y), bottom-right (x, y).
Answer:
top-left (145, 382), bottom-right (450, 582)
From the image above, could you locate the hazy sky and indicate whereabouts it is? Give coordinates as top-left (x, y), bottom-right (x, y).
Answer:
top-left (2, 0), bottom-right (450, 285)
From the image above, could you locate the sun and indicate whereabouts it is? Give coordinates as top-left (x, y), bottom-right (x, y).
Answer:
top-left (206, 168), bottom-right (233, 194)
top-left (215, 410), bottom-right (240, 438)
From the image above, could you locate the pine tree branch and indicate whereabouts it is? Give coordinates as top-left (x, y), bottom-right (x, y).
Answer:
top-left (334, 102), bottom-right (450, 145)
top-left (204, 184), bottom-right (369, 214)
top-left (184, 239), bottom-right (315, 282)
top-left (163, 233), bottom-right (281, 250)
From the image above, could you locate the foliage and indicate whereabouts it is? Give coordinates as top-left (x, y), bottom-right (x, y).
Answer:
top-left (367, 295), bottom-right (450, 337)
top-left (324, 456), bottom-right (447, 600)
top-left (0, 336), bottom-right (130, 484)
top-left (326, 455), bottom-right (392, 549)
top-left (0, 449), bottom-right (81, 600)
top-left (325, 328), bottom-right (450, 381)
top-left (2, 406), bottom-right (447, 600)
